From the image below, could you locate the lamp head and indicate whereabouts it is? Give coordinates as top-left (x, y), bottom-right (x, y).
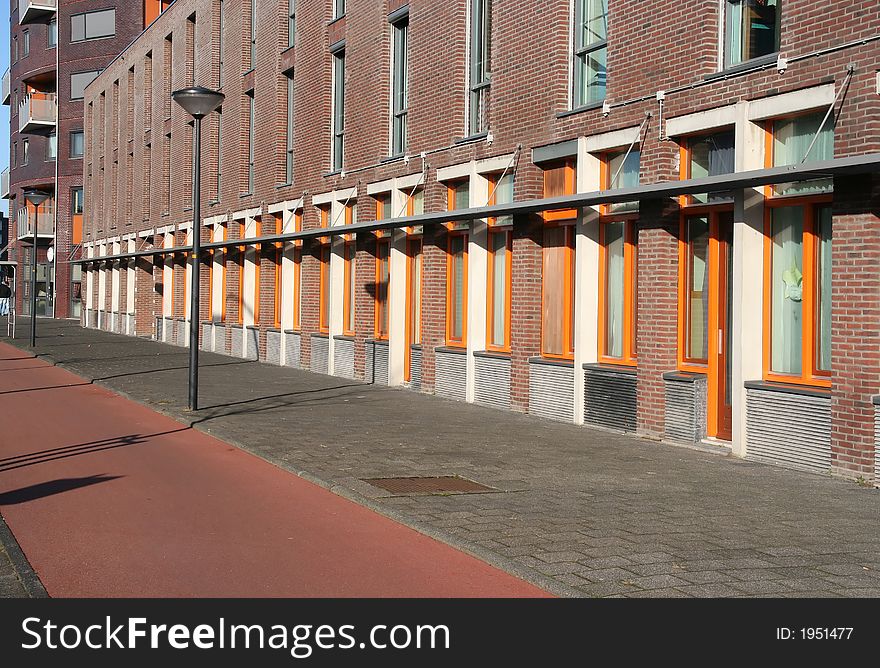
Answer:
top-left (23, 189), bottom-right (49, 207)
top-left (171, 86), bottom-right (225, 119)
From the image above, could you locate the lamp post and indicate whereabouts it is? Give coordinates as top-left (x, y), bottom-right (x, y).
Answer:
top-left (172, 86), bottom-right (225, 411)
top-left (23, 189), bottom-right (49, 348)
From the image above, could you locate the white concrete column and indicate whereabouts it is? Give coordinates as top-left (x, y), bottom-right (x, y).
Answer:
top-left (85, 245), bottom-right (94, 311)
top-left (731, 100), bottom-right (765, 458)
top-left (111, 240), bottom-right (120, 315)
top-left (162, 233), bottom-right (173, 317)
top-left (98, 243), bottom-right (107, 325)
top-left (126, 238), bottom-right (136, 317)
top-left (184, 228), bottom-right (192, 343)
top-left (211, 223), bottom-right (224, 321)
top-left (327, 199), bottom-right (345, 375)
top-left (387, 186), bottom-right (409, 386)
top-left (466, 165), bottom-right (489, 404)
top-left (574, 139), bottom-right (602, 425)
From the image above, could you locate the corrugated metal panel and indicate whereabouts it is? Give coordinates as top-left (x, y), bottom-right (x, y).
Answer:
top-left (436, 349), bottom-right (467, 401)
top-left (231, 327), bottom-right (243, 357)
top-left (408, 347), bottom-right (422, 391)
top-left (529, 362), bottom-right (574, 422)
top-left (584, 366), bottom-right (637, 432)
top-left (284, 331), bottom-right (301, 368)
top-left (746, 387), bottom-right (831, 474)
top-left (365, 340), bottom-right (389, 385)
top-left (333, 337), bottom-right (356, 378)
top-left (311, 335), bottom-right (329, 374)
top-left (875, 404), bottom-right (879, 488)
top-left (474, 355), bottom-right (511, 411)
top-left (201, 323), bottom-right (214, 351)
top-left (163, 318), bottom-right (175, 344)
top-left (266, 330), bottom-right (282, 365)
top-left (245, 327), bottom-right (259, 360)
top-left (154, 316), bottom-right (162, 340)
top-left (177, 321), bottom-right (188, 347)
top-left (127, 314), bottom-right (136, 336)
top-left (214, 324), bottom-right (228, 355)
top-left (664, 377), bottom-right (707, 442)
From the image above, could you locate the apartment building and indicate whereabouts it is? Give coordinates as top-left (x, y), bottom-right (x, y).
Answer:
top-left (79, 0), bottom-right (880, 483)
top-left (1, 0), bottom-right (165, 318)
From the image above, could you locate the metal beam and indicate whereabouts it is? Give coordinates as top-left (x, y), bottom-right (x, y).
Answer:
top-left (76, 152), bottom-right (880, 264)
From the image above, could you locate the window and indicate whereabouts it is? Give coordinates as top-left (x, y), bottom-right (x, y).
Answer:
top-left (469, 0), bottom-right (491, 135)
top-left (71, 9), bottom-right (116, 42)
top-left (681, 130), bottom-right (735, 203)
top-left (21, 139), bottom-right (29, 166)
top-left (288, 0), bottom-right (296, 48)
top-left (764, 203), bottom-right (831, 385)
top-left (724, 0), bottom-right (780, 68)
top-left (12, 37), bottom-right (17, 64)
top-left (603, 148), bottom-right (640, 213)
top-left (22, 30), bottom-right (29, 57)
top-left (391, 16), bottom-right (409, 155)
top-left (599, 220), bottom-right (637, 364)
top-left (47, 132), bottom-right (57, 160)
top-left (48, 19), bottom-right (57, 47)
top-left (70, 71), bottom-right (102, 100)
top-left (486, 172), bottom-right (513, 351)
top-left (679, 216), bottom-right (710, 366)
top-left (218, 0), bottom-right (225, 86)
top-left (285, 74), bottom-right (294, 184)
top-left (573, 0), bottom-right (606, 107)
top-left (70, 130), bottom-right (84, 158)
top-left (319, 243), bottom-right (331, 333)
top-left (291, 212), bottom-right (303, 329)
top-left (769, 112), bottom-right (834, 196)
top-left (342, 239), bottom-right (356, 336)
top-left (236, 222), bottom-right (246, 325)
top-left (446, 233), bottom-right (468, 346)
top-left (447, 179), bottom-right (470, 211)
top-left (331, 50), bottom-right (345, 171)
top-left (333, 0), bottom-right (345, 20)
top-left (248, 0), bottom-right (257, 69)
top-left (71, 187), bottom-right (84, 215)
top-left (375, 239), bottom-right (390, 339)
top-left (406, 237), bottom-right (422, 348)
top-left (245, 92), bottom-right (255, 193)
top-left (215, 108), bottom-right (223, 197)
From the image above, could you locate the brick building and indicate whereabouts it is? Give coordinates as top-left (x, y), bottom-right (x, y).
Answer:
top-left (1, 0), bottom-right (160, 319)
top-left (80, 0), bottom-right (880, 482)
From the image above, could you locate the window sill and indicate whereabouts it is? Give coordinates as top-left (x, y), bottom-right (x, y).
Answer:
top-left (474, 349), bottom-right (510, 360)
top-left (323, 170), bottom-right (343, 178)
top-left (530, 356), bottom-right (573, 368)
top-left (239, 192), bottom-right (252, 198)
top-left (436, 345), bottom-right (466, 355)
top-left (744, 379), bottom-right (830, 398)
top-left (367, 338), bottom-right (390, 345)
top-left (333, 334), bottom-right (356, 341)
top-left (704, 53), bottom-right (778, 81)
top-left (556, 100), bottom-right (605, 119)
top-left (583, 362), bottom-right (637, 375)
top-left (663, 370), bottom-right (706, 382)
top-left (328, 15), bottom-right (345, 26)
top-left (275, 182), bottom-right (293, 189)
top-left (266, 327), bottom-right (282, 333)
top-left (455, 132), bottom-right (488, 145)
top-left (381, 154), bottom-right (405, 164)
top-left (209, 200), bottom-right (221, 206)
top-left (242, 68), bottom-right (255, 76)
top-left (312, 332), bottom-right (329, 338)
top-left (283, 328), bottom-right (301, 334)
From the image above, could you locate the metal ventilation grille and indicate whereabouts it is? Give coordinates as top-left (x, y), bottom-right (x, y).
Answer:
top-left (363, 476), bottom-right (496, 496)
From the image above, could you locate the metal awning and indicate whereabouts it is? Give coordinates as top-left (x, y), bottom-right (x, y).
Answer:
top-left (76, 152), bottom-right (880, 264)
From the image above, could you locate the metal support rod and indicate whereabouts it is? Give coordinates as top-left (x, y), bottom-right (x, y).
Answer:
top-left (30, 202), bottom-right (38, 348)
top-left (188, 116), bottom-right (202, 411)
top-left (800, 67), bottom-right (853, 165)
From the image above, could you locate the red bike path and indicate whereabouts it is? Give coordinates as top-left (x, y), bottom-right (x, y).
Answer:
top-left (0, 343), bottom-right (549, 597)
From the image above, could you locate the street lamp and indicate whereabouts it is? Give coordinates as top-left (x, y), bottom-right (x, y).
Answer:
top-left (172, 86), bottom-right (225, 411)
top-left (23, 189), bottom-right (49, 348)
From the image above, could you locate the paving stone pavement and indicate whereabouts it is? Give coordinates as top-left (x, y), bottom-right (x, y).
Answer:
top-left (3, 318), bottom-right (880, 598)
top-left (0, 513), bottom-right (45, 598)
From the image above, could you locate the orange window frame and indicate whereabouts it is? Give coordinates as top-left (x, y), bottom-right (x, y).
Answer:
top-left (292, 247), bottom-right (301, 330)
top-left (318, 243), bottom-right (331, 333)
top-left (343, 240), bottom-right (356, 336)
top-left (374, 238), bottom-right (390, 340)
top-left (374, 194), bottom-right (391, 238)
top-left (237, 221), bottom-right (246, 325)
top-left (404, 236), bottom-right (423, 382)
top-left (761, 196), bottom-right (832, 388)
top-left (253, 219), bottom-right (261, 326)
top-left (540, 223), bottom-right (575, 359)
top-left (542, 160), bottom-right (577, 222)
top-left (597, 218), bottom-right (637, 366)
top-left (445, 231), bottom-right (468, 347)
top-left (273, 216), bottom-right (282, 329)
top-left (219, 224), bottom-right (227, 322)
top-left (486, 228), bottom-right (512, 353)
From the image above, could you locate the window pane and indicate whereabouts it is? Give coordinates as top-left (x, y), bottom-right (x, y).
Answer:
top-left (449, 235), bottom-right (466, 340)
top-left (71, 14), bottom-right (85, 42)
top-left (725, 0), bottom-right (778, 67)
top-left (48, 132), bottom-right (57, 159)
top-left (410, 242), bottom-right (422, 344)
top-left (575, 46), bottom-right (606, 107)
top-left (410, 189), bottom-right (424, 215)
top-left (70, 131), bottom-right (84, 157)
top-left (685, 217), bottom-right (710, 361)
top-left (604, 221), bottom-right (626, 358)
top-left (580, 0), bottom-right (607, 45)
top-left (48, 19), bottom-right (57, 47)
top-left (689, 131), bottom-right (735, 202)
top-left (542, 226), bottom-right (566, 356)
top-left (773, 112), bottom-right (834, 195)
top-left (321, 247), bottom-right (330, 329)
top-left (452, 182), bottom-right (469, 210)
top-left (490, 231), bottom-right (507, 347)
top-left (770, 206), bottom-right (804, 375)
top-left (492, 172), bottom-right (513, 226)
top-left (377, 242), bottom-right (390, 337)
top-left (816, 205), bottom-right (832, 373)
top-left (71, 71), bottom-right (100, 100)
top-left (607, 149), bottom-right (639, 212)
top-left (345, 243), bottom-right (355, 332)
top-left (86, 10), bottom-right (116, 39)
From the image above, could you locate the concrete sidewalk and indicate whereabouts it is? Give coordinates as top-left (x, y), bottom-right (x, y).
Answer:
top-left (4, 318), bottom-right (880, 597)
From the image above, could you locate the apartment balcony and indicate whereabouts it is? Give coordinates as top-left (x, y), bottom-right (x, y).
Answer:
top-left (18, 92), bottom-right (56, 134)
top-left (19, 0), bottom-right (56, 24)
top-left (16, 200), bottom-right (55, 240)
top-left (1, 168), bottom-right (9, 199)
top-left (2, 69), bottom-right (9, 106)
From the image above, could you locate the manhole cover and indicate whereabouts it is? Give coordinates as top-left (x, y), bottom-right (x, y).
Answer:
top-left (363, 475), bottom-right (496, 496)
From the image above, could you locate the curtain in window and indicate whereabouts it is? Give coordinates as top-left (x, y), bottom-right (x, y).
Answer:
top-left (686, 217), bottom-right (710, 361)
top-left (770, 207), bottom-right (804, 375)
top-left (608, 150), bottom-right (640, 212)
top-left (542, 226), bottom-right (567, 356)
top-left (604, 221), bottom-right (625, 358)
top-left (773, 113), bottom-right (834, 195)
top-left (492, 173), bottom-right (514, 226)
top-left (449, 235), bottom-right (466, 341)
top-left (490, 231), bottom-right (507, 348)
top-left (816, 205), bottom-right (832, 372)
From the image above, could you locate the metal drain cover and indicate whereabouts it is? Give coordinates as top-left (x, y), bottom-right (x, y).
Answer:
top-left (363, 475), bottom-right (496, 496)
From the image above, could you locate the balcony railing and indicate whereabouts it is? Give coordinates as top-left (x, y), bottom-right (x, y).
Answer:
top-left (1, 168), bottom-right (9, 199)
top-left (2, 69), bottom-right (9, 106)
top-left (19, 92), bottom-right (56, 133)
top-left (19, 0), bottom-right (56, 24)
top-left (16, 200), bottom-right (55, 239)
